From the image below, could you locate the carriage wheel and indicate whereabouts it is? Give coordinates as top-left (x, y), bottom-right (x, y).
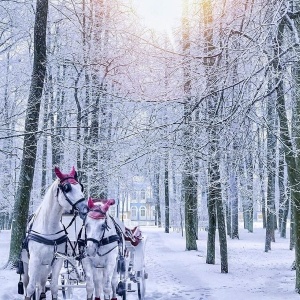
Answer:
top-left (137, 270), bottom-right (146, 300)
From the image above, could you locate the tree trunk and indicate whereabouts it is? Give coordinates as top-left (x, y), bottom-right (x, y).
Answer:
top-left (275, 15), bottom-right (300, 290)
top-left (229, 164), bottom-right (239, 239)
top-left (216, 183), bottom-right (228, 273)
top-left (1, 52), bottom-right (14, 230)
top-left (201, 0), bottom-right (227, 271)
top-left (153, 159), bottom-right (161, 227)
top-left (246, 153), bottom-right (254, 233)
top-left (182, 0), bottom-right (197, 251)
top-left (8, 0), bottom-right (48, 267)
top-left (41, 73), bottom-right (50, 197)
top-left (80, 0), bottom-right (90, 190)
top-left (265, 76), bottom-right (277, 252)
top-left (257, 128), bottom-right (267, 228)
top-left (89, 77), bottom-right (101, 197)
top-left (164, 151), bottom-right (170, 233)
top-left (74, 68), bottom-right (83, 180)
top-left (51, 63), bottom-right (65, 173)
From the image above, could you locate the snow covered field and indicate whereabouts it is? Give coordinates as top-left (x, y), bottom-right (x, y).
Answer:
top-left (0, 224), bottom-right (299, 300)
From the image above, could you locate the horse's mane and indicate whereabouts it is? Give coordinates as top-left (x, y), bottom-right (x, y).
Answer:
top-left (33, 179), bottom-right (60, 227)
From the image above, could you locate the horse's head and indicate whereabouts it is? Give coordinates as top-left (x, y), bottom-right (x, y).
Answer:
top-left (85, 197), bottom-right (115, 257)
top-left (55, 166), bottom-right (88, 219)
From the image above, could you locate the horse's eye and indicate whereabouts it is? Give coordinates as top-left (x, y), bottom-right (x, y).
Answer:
top-left (63, 183), bottom-right (72, 193)
top-left (102, 223), bottom-right (107, 230)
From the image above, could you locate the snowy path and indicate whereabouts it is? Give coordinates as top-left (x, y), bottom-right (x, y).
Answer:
top-left (0, 227), bottom-right (210, 300)
top-left (144, 228), bottom-right (211, 300)
top-left (1, 225), bottom-right (300, 300)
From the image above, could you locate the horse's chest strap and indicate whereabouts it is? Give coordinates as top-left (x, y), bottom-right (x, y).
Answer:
top-left (27, 233), bottom-right (68, 246)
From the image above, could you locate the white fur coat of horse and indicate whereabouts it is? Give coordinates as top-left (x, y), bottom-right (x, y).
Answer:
top-left (82, 198), bottom-right (125, 300)
top-left (21, 167), bottom-right (87, 300)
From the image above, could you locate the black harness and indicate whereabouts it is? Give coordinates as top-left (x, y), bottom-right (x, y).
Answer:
top-left (27, 232), bottom-right (68, 246)
top-left (85, 215), bottom-right (123, 257)
top-left (23, 177), bottom-right (85, 252)
top-left (86, 234), bottom-right (121, 248)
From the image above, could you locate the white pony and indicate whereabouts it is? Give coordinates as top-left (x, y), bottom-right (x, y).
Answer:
top-left (83, 197), bottom-right (124, 300)
top-left (21, 166), bottom-right (88, 300)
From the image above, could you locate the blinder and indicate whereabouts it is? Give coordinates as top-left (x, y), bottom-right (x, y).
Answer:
top-left (59, 182), bottom-right (72, 193)
top-left (57, 177), bottom-right (86, 210)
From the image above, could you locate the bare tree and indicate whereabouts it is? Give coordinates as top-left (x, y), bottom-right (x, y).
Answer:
top-left (8, 0), bottom-right (49, 266)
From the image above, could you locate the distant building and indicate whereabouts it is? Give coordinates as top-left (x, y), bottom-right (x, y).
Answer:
top-left (117, 176), bottom-right (155, 226)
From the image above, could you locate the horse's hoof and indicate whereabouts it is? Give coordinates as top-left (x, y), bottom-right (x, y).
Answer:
top-left (40, 292), bottom-right (46, 299)
top-left (95, 298), bottom-right (101, 300)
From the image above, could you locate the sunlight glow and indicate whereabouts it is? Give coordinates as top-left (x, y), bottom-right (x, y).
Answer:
top-left (134, 0), bottom-right (182, 33)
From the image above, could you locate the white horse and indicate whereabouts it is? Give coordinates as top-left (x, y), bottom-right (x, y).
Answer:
top-left (83, 197), bottom-right (124, 300)
top-left (21, 166), bottom-right (88, 300)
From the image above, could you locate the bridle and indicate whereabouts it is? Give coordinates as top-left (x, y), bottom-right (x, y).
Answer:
top-left (85, 207), bottom-right (121, 256)
top-left (24, 176), bottom-right (86, 249)
top-left (85, 207), bottom-right (108, 246)
top-left (57, 177), bottom-right (85, 210)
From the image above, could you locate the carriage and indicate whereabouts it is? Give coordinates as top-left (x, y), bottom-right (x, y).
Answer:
top-left (23, 212), bottom-right (148, 300)
top-left (18, 167), bottom-right (148, 300)
top-left (122, 227), bottom-right (148, 300)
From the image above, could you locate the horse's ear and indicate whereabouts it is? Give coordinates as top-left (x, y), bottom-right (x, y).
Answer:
top-left (102, 199), bottom-right (115, 213)
top-left (107, 199), bottom-right (115, 206)
top-left (74, 171), bottom-right (78, 181)
top-left (88, 197), bottom-right (94, 209)
top-left (54, 166), bottom-right (63, 179)
top-left (70, 166), bottom-right (76, 177)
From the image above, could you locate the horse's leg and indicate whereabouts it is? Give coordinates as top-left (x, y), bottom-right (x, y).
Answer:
top-left (103, 260), bottom-right (116, 300)
top-left (34, 264), bottom-right (49, 300)
top-left (26, 257), bottom-right (40, 300)
top-left (93, 268), bottom-right (103, 300)
top-left (39, 268), bottom-right (49, 300)
top-left (110, 265), bottom-right (118, 300)
top-left (82, 257), bottom-right (95, 300)
top-left (49, 258), bottom-right (63, 300)
top-left (22, 262), bottom-right (29, 295)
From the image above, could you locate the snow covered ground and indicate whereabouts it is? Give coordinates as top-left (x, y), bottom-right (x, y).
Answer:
top-left (0, 223), bottom-right (299, 300)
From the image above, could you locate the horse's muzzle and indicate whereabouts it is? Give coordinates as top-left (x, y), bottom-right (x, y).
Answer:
top-left (86, 244), bottom-right (97, 257)
top-left (77, 202), bottom-right (89, 220)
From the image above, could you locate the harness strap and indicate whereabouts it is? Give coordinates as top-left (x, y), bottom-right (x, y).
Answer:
top-left (27, 233), bottom-right (68, 246)
top-left (109, 216), bottom-right (125, 255)
top-left (96, 244), bottom-right (118, 257)
top-left (29, 212), bottom-right (78, 236)
top-left (86, 234), bottom-right (120, 246)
